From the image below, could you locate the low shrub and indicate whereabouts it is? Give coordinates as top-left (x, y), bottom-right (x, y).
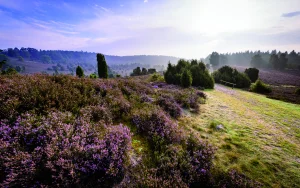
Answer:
top-left (295, 88), bottom-right (300, 95)
top-left (0, 112), bottom-right (132, 187)
top-left (156, 95), bottom-right (182, 118)
top-left (213, 169), bottom-right (262, 188)
top-left (250, 80), bottom-right (272, 94)
top-left (245, 68), bottom-right (259, 82)
top-left (131, 107), bottom-right (183, 147)
top-left (149, 73), bottom-right (164, 82)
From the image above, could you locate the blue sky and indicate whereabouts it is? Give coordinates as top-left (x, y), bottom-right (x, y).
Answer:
top-left (0, 0), bottom-right (300, 58)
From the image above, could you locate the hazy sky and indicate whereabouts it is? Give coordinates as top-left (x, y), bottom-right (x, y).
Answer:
top-left (0, 0), bottom-right (300, 58)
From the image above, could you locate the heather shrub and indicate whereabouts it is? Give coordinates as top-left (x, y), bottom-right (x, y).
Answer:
top-left (173, 88), bottom-right (201, 111)
top-left (295, 88), bottom-right (300, 95)
top-left (105, 88), bottom-right (131, 120)
top-left (245, 68), bottom-right (259, 83)
top-left (121, 135), bottom-right (215, 187)
top-left (0, 112), bottom-right (132, 187)
top-left (213, 169), bottom-right (262, 188)
top-left (80, 105), bottom-right (112, 124)
top-left (0, 75), bottom-right (102, 119)
top-left (250, 80), bottom-right (272, 94)
top-left (131, 107), bottom-right (183, 146)
top-left (156, 94), bottom-right (182, 118)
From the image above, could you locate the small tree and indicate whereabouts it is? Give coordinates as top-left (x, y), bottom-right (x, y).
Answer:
top-left (210, 52), bottom-right (220, 67)
top-left (278, 53), bottom-right (288, 70)
top-left (97, 53), bottom-right (108, 79)
top-left (132, 67), bottom-right (141, 76)
top-left (76, 66), bottom-right (84, 78)
top-left (245, 68), bottom-right (259, 82)
top-left (251, 54), bottom-right (264, 68)
top-left (148, 68), bottom-right (156, 74)
top-left (18, 56), bottom-right (24, 62)
top-left (269, 54), bottom-right (279, 69)
top-left (142, 67), bottom-right (148, 75)
top-left (15, 66), bottom-right (22, 72)
top-left (180, 69), bottom-right (192, 88)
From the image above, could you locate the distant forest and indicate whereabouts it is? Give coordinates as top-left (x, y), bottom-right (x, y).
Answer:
top-left (204, 50), bottom-right (300, 70)
top-left (1, 48), bottom-right (300, 76)
top-left (0, 47), bottom-right (181, 76)
top-left (0, 47), bottom-right (180, 66)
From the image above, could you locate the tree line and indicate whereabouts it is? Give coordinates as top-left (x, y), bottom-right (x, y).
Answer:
top-left (208, 50), bottom-right (300, 70)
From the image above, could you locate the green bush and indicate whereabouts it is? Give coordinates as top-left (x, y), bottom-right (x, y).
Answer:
top-left (250, 80), bottom-right (272, 94)
top-left (180, 69), bottom-right (192, 88)
top-left (164, 60), bottom-right (214, 88)
top-left (76, 66), bottom-right (84, 78)
top-left (245, 68), bottom-right (259, 82)
top-left (213, 66), bottom-right (251, 88)
top-left (89, 73), bottom-right (97, 78)
top-left (2, 67), bottom-right (18, 75)
top-left (150, 73), bottom-right (164, 82)
top-left (295, 88), bottom-right (300, 95)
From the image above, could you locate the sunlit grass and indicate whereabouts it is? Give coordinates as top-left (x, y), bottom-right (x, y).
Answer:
top-left (180, 84), bottom-right (300, 187)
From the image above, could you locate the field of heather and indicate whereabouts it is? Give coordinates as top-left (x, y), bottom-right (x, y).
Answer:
top-left (1, 73), bottom-right (300, 187)
top-left (0, 74), bottom-right (237, 187)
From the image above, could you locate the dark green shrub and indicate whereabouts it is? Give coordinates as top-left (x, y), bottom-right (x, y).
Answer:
top-left (97, 53), bottom-right (108, 79)
top-left (165, 60), bottom-right (214, 88)
top-left (181, 69), bottom-right (192, 88)
top-left (76, 66), bottom-right (84, 78)
top-left (148, 68), bottom-right (156, 74)
top-left (295, 88), bottom-right (300, 95)
top-left (213, 66), bottom-right (251, 88)
top-left (245, 68), bottom-right (259, 82)
top-left (2, 68), bottom-right (18, 75)
top-left (191, 65), bottom-right (214, 89)
top-left (235, 72), bottom-right (251, 88)
top-left (250, 80), bottom-right (272, 94)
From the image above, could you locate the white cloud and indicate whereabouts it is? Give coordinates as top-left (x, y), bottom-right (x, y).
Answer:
top-left (1, 0), bottom-right (300, 58)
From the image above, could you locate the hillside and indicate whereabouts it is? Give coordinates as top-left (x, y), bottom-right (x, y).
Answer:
top-left (1, 48), bottom-right (181, 75)
top-left (182, 84), bottom-right (300, 187)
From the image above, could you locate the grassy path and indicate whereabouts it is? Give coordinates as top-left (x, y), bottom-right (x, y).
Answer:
top-left (179, 84), bottom-right (300, 187)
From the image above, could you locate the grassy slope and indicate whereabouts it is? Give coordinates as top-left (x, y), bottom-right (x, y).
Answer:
top-left (179, 84), bottom-right (300, 187)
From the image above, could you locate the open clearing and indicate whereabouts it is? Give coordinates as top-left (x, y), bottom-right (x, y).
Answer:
top-left (180, 84), bottom-right (300, 187)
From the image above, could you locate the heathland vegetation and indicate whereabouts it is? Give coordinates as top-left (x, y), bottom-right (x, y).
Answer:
top-left (0, 49), bottom-right (300, 187)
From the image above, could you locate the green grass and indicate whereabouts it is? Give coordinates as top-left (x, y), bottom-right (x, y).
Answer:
top-left (180, 84), bottom-right (300, 187)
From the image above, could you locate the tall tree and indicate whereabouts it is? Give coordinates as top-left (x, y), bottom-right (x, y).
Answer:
top-left (0, 50), bottom-right (6, 71)
top-left (210, 52), bottom-right (220, 67)
top-left (278, 53), bottom-right (288, 70)
top-left (269, 54), bottom-right (279, 69)
top-left (97, 53), bottom-right (108, 79)
top-left (250, 54), bottom-right (264, 68)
